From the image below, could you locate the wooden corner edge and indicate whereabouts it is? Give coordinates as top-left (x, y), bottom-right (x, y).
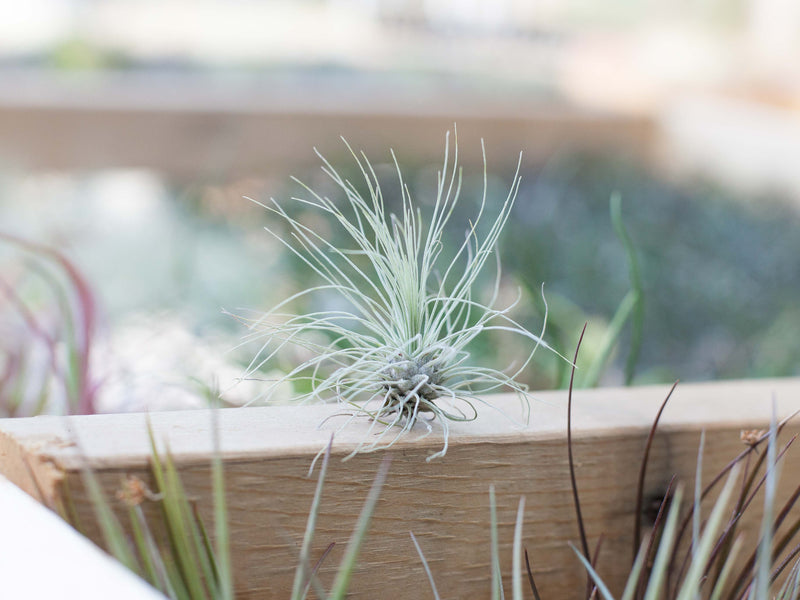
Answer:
top-left (0, 427), bottom-right (66, 510)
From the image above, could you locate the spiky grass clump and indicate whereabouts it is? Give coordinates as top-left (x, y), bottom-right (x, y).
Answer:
top-left (241, 132), bottom-right (557, 460)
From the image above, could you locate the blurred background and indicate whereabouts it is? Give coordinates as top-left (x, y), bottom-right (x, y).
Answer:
top-left (1, 0), bottom-right (799, 415)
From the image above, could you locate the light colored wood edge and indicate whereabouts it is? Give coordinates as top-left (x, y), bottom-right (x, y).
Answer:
top-left (0, 377), bottom-right (797, 472)
top-left (0, 71), bottom-right (639, 119)
top-left (0, 474), bottom-right (165, 599)
top-left (0, 424), bottom-right (65, 508)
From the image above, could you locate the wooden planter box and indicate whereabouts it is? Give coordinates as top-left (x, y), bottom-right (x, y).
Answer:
top-left (1, 378), bottom-right (799, 598)
top-left (0, 72), bottom-right (654, 178)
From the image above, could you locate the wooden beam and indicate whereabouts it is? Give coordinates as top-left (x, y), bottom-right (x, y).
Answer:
top-left (0, 73), bottom-right (654, 178)
top-left (1, 378), bottom-right (798, 598)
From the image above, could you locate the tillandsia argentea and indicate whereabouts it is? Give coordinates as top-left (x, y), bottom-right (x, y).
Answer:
top-left (240, 131), bottom-right (560, 460)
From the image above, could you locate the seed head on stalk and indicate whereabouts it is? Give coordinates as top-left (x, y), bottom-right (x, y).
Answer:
top-left (238, 131), bottom-right (560, 460)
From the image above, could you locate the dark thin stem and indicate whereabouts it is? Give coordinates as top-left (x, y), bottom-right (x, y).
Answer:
top-left (668, 425), bottom-right (795, 595)
top-left (567, 323), bottom-right (592, 596)
top-left (524, 548), bottom-right (542, 600)
top-left (302, 542), bottom-right (336, 600)
top-left (702, 416), bottom-right (794, 503)
top-left (704, 438), bottom-right (798, 587)
top-left (721, 440), bottom-right (799, 600)
top-left (773, 513), bottom-right (800, 576)
top-left (633, 381), bottom-right (679, 562)
top-left (591, 534), bottom-right (605, 577)
top-left (770, 540), bottom-right (800, 588)
top-left (761, 489), bottom-right (800, 594)
top-left (635, 476), bottom-right (677, 600)
top-left (588, 531), bottom-right (605, 599)
top-left (713, 451), bottom-right (754, 584)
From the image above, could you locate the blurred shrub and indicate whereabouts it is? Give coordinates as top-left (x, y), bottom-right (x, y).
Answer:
top-left (257, 151), bottom-right (800, 388)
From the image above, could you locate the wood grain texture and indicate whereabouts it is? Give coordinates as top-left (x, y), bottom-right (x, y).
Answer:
top-left (1, 378), bottom-right (799, 599)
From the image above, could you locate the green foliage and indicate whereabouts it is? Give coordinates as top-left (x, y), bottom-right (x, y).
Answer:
top-left (572, 193), bottom-right (644, 389)
top-left (504, 154), bottom-right (800, 384)
top-left (80, 427), bottom-right (389, 600)
top-left (83, 424), bottom-right (235, 599)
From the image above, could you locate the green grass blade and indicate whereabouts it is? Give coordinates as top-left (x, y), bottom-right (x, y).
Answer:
top-left (643, 486), bottom-right (684, 600)
top-left (753, 409), bottom-right (779, 600)
top-left (675, 465), bottom-right (741, 600)
top-left (79, 464), bottom-right (140, 573)
top-left (163, 554), bottom-right (193, 600)
top-left (163, 449), bottom-right (218, 596)
top-left (620, 540), bottom-right (649, 600)
top-left (489, 485), bottom-right (505, 600)
top-left (329, 456), bottom-right (391, 600)
top-left (693, 431), bottom-right (705, 563)
top-left (292, 438), bottom-right (332, 600)
top-left (610, 192), bottom-right (644, 385)
top-left (211, 408), bottom-right (233, 600)
top-left (128, 505), bottom-right (162, 589)
top-left (131, 504), bottom-right (180, 598)
top-left (578, 289), bottom-right (637, 388)
top-left (194, 505), bottom-right (223, 589)
top-left (147, 426), bottom-right (208, 600)
top-left (709, 535), bottom-right (743, 600)
top-left (570, 543), bottom-right (616, 600)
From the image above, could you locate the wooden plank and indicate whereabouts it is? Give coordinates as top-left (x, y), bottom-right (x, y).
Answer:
top-left (0, 72), bottom-right (654, 177)
top-left (0, 378), bottom-right (798, 599)
top-left (0, 474), bottom-right (166, 599)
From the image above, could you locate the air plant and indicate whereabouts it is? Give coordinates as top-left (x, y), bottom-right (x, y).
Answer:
top-left (239, 131), bottom-right (560, 460)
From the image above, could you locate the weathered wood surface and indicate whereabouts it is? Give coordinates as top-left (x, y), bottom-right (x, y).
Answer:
top-left (1, 378), bottom-right (799, 599)
top-left (0, 72), bottom-right (654, 177)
